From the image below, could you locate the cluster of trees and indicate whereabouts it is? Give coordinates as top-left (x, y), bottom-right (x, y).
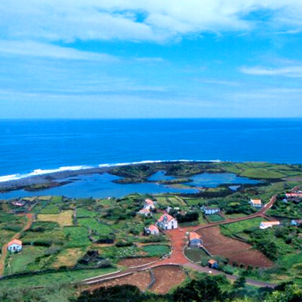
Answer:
top-left (249, 226), bottom-right (302, 261)
top-left (175, 211), bottom-right (199, 223)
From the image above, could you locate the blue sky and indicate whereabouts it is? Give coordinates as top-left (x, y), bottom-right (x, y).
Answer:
top-left (1, 0), bottom-right (302, 118)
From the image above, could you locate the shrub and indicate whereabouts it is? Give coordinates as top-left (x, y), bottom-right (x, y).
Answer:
top-left (116, 240), bottom-right (133, 247)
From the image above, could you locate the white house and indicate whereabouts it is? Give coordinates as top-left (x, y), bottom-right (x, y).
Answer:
top-left (145, 224), bottom-right (160, 235)
top-left (157, 214), bottom-right (178, 230)
top-left (285, 192), bottom-right (302, 199)
top-left (249, 199), bottom-right (262, 208)
top-left (138, 199), bottom-right (155, 216)
top-left (138, 208), bottom-right (152, 217)
top-left (144, 199), bottom-right (155, 210)
top-left (7, 239), bottom-right (22, 253)
top-left (202, 207), bottom-right (220, 215)
top-left (259, 221), bottom-right (280, 230)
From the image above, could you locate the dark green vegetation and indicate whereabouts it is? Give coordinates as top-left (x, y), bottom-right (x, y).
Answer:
top-left (77, 274), bottom-right (302, 302)
top-left (111, 161), bottom-right (302, 183)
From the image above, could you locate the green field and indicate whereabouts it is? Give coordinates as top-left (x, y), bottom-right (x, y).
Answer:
top-left (223, 217), bottom-right (264, 234)
top-left (184, 247), bottom-right (208, 262)
top-left (76, 207), bottom-right (97, 218)
top-left (142, 245), bottom-right (170, 257)
top-left (5, 246), bottom-right (48, 275)
top-left (207, 214), bottom-right (225, 223)
top-left (225, 213), bottom-right (249, 219)
top-left (63, 226), bottom-right (90, 247)
top-left (0, 267), bottom-right (117, 289)
top-left (40, 203), bottom-right (60, 214)
top-left (77, 218), bottom-right (112, 235)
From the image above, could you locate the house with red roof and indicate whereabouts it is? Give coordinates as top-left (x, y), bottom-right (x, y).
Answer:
top-left (156, 214), bottom-right (178, 230)
top-left (145, 224), bottom-right (159, 235)
top-left (138, 199), bottom-right (155, 216)
top-left (208, 259), bottom-right (218, 269)
top-left (249, 199), bottom-right (262, 208)
top-left (138, 208), bottom-right (151, 217)
top-left (144, 199), bottom-right (155, 210)
top-left (285, 192), bottom-right (302, 199)
top-left (7, 239), bottom-right (22, 253)
top-left (259, 221), bottom-right (280, 230)
top-left (189, 232), bottom-right (203, 247)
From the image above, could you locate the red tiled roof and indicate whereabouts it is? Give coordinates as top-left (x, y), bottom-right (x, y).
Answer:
top-left (250, 199), bottom-right (262, 204)
top-left (149, 225), bottom-right (159, 232)
top-left (158, 214), bottom-right (174, 222)
top-left (145, 199), bottom-right (154, 205)
top-left (189, 232), bottom-right (201, 241)
top-left (261, 221), bottom-right (280, 226)
top-left (8, 239), bottom-right (22, 246)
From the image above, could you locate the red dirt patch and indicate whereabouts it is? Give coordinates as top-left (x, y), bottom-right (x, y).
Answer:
top-left (118, 257), bottom-right (158, 268)
top-left (150, 265), bottom-right (186, 294)
top-left (197, 227), bottom-right (273, 267)
top-left (90, 271), bottom-right (151, 292)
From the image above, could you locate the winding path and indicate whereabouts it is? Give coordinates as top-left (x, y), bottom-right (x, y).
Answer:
top-left (0, 213), bottom-right (34, 276)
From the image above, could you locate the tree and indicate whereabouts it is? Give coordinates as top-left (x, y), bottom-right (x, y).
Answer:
top-left (233, 275), bottom-right (246, 289)
top-left (173, 276), bottom-right (226, 302)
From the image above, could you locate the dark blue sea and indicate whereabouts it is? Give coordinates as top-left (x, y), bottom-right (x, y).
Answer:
top-left (1, 118), bottom-right (302, 179)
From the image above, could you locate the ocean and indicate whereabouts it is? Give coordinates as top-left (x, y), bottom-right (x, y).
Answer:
top-left (1, 118), bottom-right (302, 180)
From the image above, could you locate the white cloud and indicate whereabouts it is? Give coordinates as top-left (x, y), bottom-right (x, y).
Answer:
top-left (0, 40), bottom-right (118, 61)
top-left (1, 0), bottom-right (302, 43)
top-left (240, 65), bottom-right (302, 77)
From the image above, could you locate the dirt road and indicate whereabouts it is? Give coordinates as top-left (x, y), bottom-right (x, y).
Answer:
top-left (0, 213), bottom-right (34, 276)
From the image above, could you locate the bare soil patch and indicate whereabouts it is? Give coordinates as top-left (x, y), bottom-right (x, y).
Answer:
top-left (197, 227), bottom-right (273, 267)
top-left (150, 265), bottom-right (186, 294)
top-left (90, 271), bottom-right (151, 292)
top-left (118, 257), bottom-right (158, 267)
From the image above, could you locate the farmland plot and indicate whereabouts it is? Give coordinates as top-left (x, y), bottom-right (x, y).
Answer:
top-left (197, 227), bottom-right (273, 267)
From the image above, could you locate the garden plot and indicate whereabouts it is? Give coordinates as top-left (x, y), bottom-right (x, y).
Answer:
top-left (51, 248), bottom-right (86, 268)
top-left (197, 227), bottom-right (273, 267)
top-left (150, 266), bottom-right (187, 294)
top-left (38, 210), bottom-right (73, 226)
top-left (92, 271), bottom-right (151, 292)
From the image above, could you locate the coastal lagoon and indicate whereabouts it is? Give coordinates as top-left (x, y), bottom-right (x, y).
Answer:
top-left (0, 172), bottom-right (258, 199)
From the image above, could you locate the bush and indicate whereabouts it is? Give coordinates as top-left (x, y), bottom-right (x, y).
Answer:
top-left (116, 240), bottom-right (133, 247)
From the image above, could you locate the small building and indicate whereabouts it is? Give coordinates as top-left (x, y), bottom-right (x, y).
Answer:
top-left (138, 208), bottom-right (152, 217)
top-left (79, 250), bottom-right (102, 265)
top-left (144, 199), bottom-right (155, 210)
top-left (157, 214), bottom-right (178, 230)
top-left (145, 225), bottom-right (160, 236)
top-left (285, 192), bottom-right (302, 199)
top-left (249, 199), bottom-right (262, 208)
top-left (11, 200), bottom-right (26, 207)
top-left (189, 232), bottom-right (203, 247)
top-left (7, 239), bottom-right (22, 253)
top-left (208, 259), bottom-right (218, 269)
top-left (259, 221), bottom-right (280, 230)
top-left (203, 207), bottom-right (220, 215)
top-left (291, 219), bottom-right (302, 226)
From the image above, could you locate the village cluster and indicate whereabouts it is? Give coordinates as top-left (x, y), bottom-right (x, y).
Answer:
top-left (4, 188), bottom-right (302, 275)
